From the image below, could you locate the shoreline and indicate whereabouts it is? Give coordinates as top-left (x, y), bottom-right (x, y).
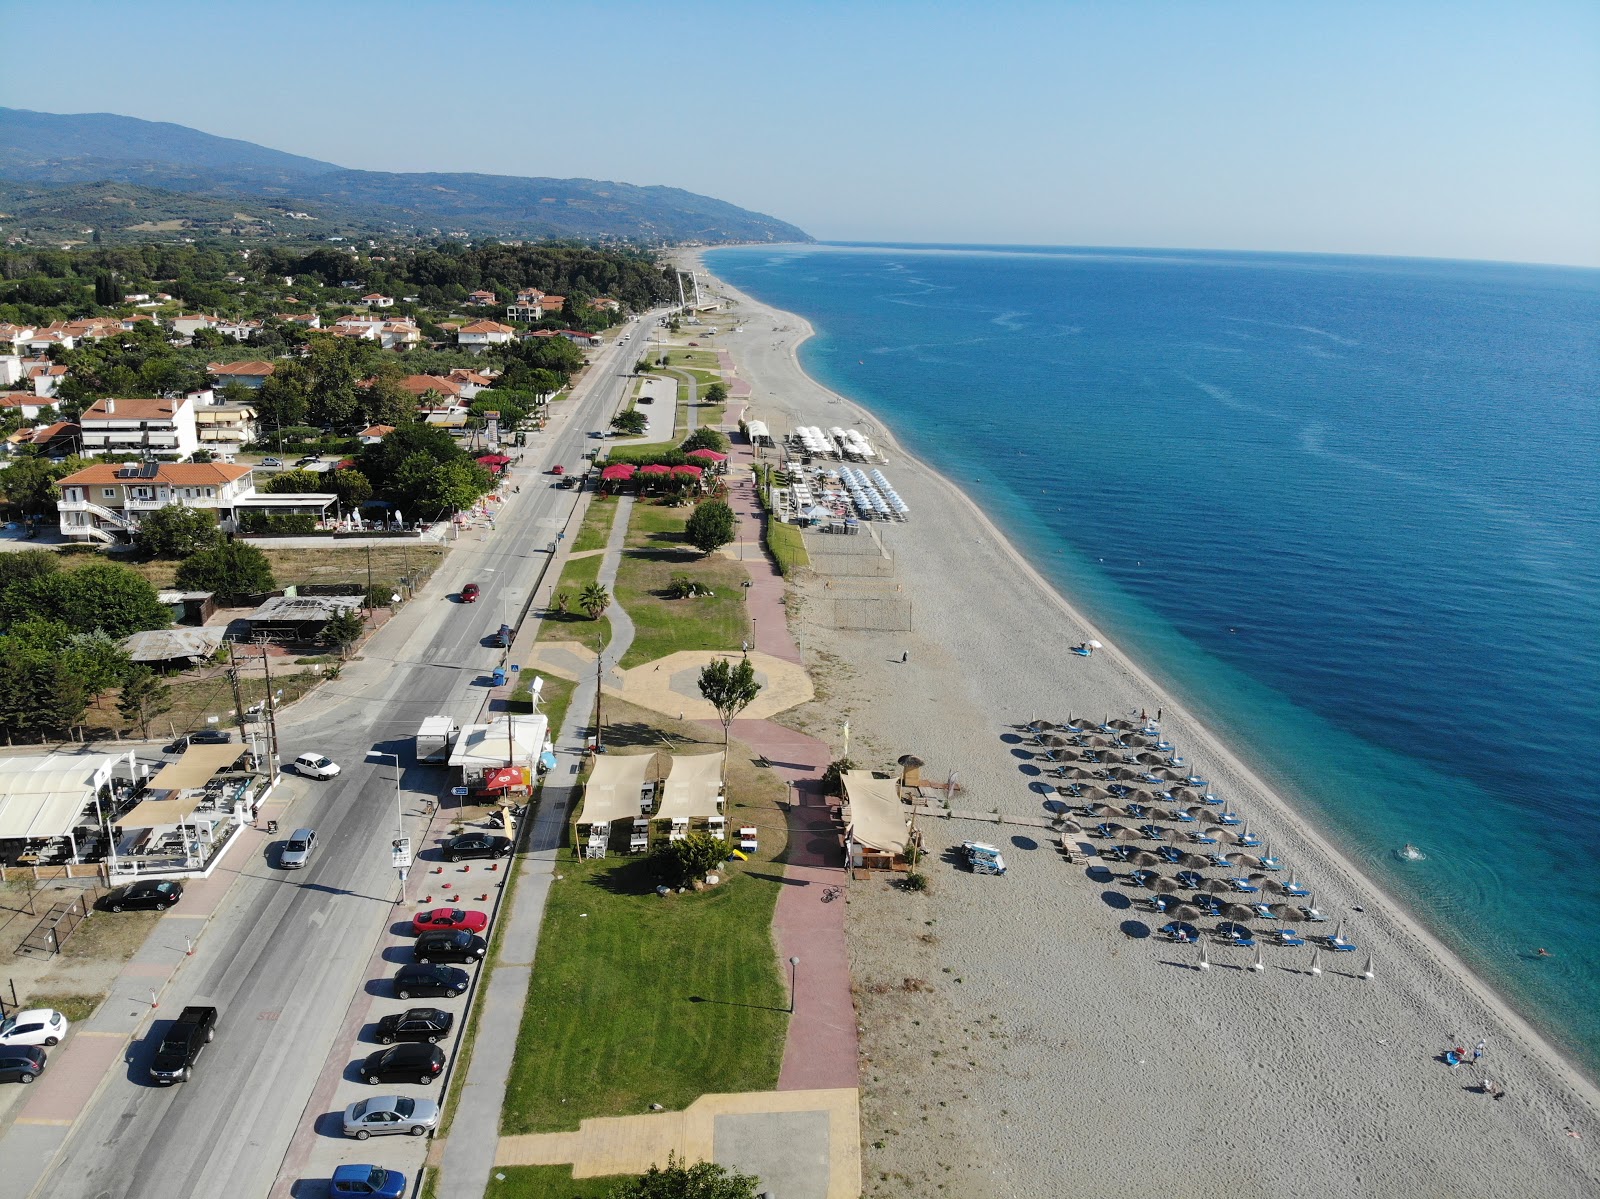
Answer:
top-left (684, 247), bottom-right (1600, 1195)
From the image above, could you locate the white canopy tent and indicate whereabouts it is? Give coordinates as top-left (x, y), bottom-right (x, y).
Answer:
top-left (448, 714), bottom-right (549, 771)
top-left (581, 754), bottom-right (657, 829)
top-left (842, 770), bottom-right (911, 859)
top-left (657, 753), bottom-right (725, 824)
top-left (0, 749), bottom-right (135, 859)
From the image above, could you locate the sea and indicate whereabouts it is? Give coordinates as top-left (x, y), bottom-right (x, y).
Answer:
top-left (706, 242), bottom-right (1600, 1076)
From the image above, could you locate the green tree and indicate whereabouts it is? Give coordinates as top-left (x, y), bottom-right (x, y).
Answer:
top-left (2, 563), bottom-right (170, 637)
top-left (697, 655), bottom-right (762, 768)
top-left (117, 666), bottom-right (172, 737)
top-left (322, 608), bottom-right (366, 656)
top-left (685, 500), bottom-right (736, 556)
top-left (358, 421), bottom-right (465, 497)
top-left (579, 581), bottom-right (611, 620)
top-left (611, 409), bottom-right (648, 435)
top-left (136, 504), bottom-right (220, 558)
top-left (703, 382), bottom-right (729, 405)
top-left (175, 541), bottom-right (277, 603)
top-left (680, 427), bottom-right (730, 454)
top-left (650, 834), bottom-right (734, 890)
top-left (333, 466), bottom-right (373, 509)
top-left (0, 549), bottom-right (61, 594)
top-left (264, 469), bottom-right (321, 494)
top-left (424, 459), bottom-right (492, 517)
top-left (608, 1153), bottom-right (759, 1199)
top-left (358, 375), bottom-right (416, 428)
top-left (254, 362), bottom-right (312, 429)
top-left (0, 456), bottom-right (77, 515)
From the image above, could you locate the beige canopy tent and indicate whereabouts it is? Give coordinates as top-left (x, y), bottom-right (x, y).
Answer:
top-left (120, 791), bottom-right (210, 830)
top-left (842, 770), bottom-right (912, 857)
top-left (0, 751), bottom-right (133, 843)
top-left (581, 754), bottom-right (657, 828)
top-left (656, 753), bottom-right (725, 823)
top-left (145, 743), bottom-right (245, 793)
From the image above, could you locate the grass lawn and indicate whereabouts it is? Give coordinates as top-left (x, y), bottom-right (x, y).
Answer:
top-left (571, 497), bottom-right (620, 554)
top-left (501, 711), bottom-right (788, 1136)
top-left (483, 1166), bottom-right (625, 1199)
top-left (512, 672), bottom-right (576, 742)
top-left (656, 348), bottom-right (720, 370)
top-left (765, 520), bottom-right (809, 577)
top-left (614, 548), bottom-right (750, 670)
top-left (83, 665), bottom-right (324, 739)
top-left (539, 552), bottom-right (610, 652)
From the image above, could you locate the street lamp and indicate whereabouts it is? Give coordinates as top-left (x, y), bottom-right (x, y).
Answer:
top-left (366, 751), bottom-right (404, 836)
top-left (368, 751), bottom-right (409, 904)
top-left (788, 955), bottom-right (800, 1013)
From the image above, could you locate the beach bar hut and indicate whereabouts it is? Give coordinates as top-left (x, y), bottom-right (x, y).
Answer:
top-left (656, 752), bottom-right (726, 844)
top-left (842, 770), bottom-right (917, 872)
top-left (0, 749), bottom-right (138, 870)
top-left (579, 754), bottom-right (659, 858)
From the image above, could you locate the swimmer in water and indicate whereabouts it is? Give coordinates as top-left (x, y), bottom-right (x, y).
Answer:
top-left (1536, 947), bottom-right (1551, 957)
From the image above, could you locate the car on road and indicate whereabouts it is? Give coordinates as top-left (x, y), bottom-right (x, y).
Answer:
top-left (442, 832), bottom-right (511, 862)
top-left (411, 907), bottom-right (488, 936)
top-left (101, 879), bottom-right (184, 912)
top-left (292, 752), bottom-right (341, 779)
top-left (549, 464), bottom-right (565, 475)
top-left (459, 583), bottom-right (480, 603)
top-left (357, 1042), bottom-right (445, 1085)
top-left (261, 457), bottom-right (283, 467)
top-left (331, 1163), bottom-right (407, 1196)
top-left (393, 964), bottom-right (469, 1000)
top-left (0, 1046), bottom-right (47, 1084)
top-left (280, 828), bottom-right (317, 869)
top-left (164, 729), bottom-right (232, 754)
top-left (0, 1009), bottom-right (69, 1048)
top-left (342, 1094), bottom-right (440, 1140)
top-left (374, 1007), bottom-right (454, 1044)
top-left (414, 929), bottom-right (487, 964)
top-left (149, 1005), bottom-right (216, 1084)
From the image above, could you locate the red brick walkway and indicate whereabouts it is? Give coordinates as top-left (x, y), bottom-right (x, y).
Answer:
top-left (718, 429), bottom-right (859, 1092)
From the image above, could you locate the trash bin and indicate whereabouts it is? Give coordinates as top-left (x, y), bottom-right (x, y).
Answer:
top-left (492, 667), bottom-right (507, 687)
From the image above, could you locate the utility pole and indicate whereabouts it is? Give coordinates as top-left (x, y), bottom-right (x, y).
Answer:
top-left (365, 543), bottom-right (374, 613)
top-left (592, 653), bottom-right (604, 753)
top-left (256, 636), bottom-right (281, 781)
top-left (225, 642), bottom-right (246, 733)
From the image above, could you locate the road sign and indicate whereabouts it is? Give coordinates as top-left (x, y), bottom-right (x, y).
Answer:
top-left (451, 786), bottom-right (469, 797)
top-left (391, 837), bottom-right (413, 869)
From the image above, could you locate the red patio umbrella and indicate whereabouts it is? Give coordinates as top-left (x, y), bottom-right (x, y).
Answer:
top-left (671, 464), bottom-right (703, 478)
top-left (685, 448), bottom-right (727, 462)
top-left (638, 463), bottom-right (673, 476)
top-left (599, 463), bottom-right (636, 481)
top-left (480, 766), bottom-right (520, 792)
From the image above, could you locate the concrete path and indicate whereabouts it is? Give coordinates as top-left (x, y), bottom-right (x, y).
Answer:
top-left (662, 367), bottom-right (700, 433)
top-left (523, 645), bottom-right (813, 723)
top-left (594, 496), bottom-right (636, 687)
top-left (493, 1087), bottom-right (859, 1199)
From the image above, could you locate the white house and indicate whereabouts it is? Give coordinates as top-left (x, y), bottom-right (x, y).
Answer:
top-left (360, 293), bottom-right (395, 309)
top-left (78, 396), bottom-right (200, 460)
top-left (0, 355), bottom-right (20, 388)
top-left (207, 360), bottom-right (276, 389)
top-left (169, 314), bottom-right (221, 338)
top-left (56, 461), bottom-right (255, 543)
top-left (457, 320), bottom-right (516, 349)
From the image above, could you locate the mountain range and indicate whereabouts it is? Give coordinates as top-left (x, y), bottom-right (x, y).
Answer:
top-left (0, 107), bottom-right (809, 245)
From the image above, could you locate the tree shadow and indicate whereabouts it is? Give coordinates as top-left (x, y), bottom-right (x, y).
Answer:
top-left (586, 857), bottom-right (661, 895)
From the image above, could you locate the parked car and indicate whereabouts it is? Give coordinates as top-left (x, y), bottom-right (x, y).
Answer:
top-left (638, 395), bottom-right (653, 404)
top-left (0, 1009), bottom-right (69, 1048)
top-left (460, 583), bottom-right (480, 603)
top-left (357, 1042), bottom-right (445, 1085)
top-left (164, 729), bottom-right (232, 754)
top-left (293, 753), bottom-right (341, 780)
top-left (0, 1046), bottom-right (47, 1084)
top-left (261, 457), bottom-right (283, 467)
top-left (280, 828), bottom-right (317, 869)
top-left (442, 833), bottom-right (511, 863)
top-left (374, 1007), bottom-right (454, 1044)
top-left (342, 1094), bottom-right (440, 1140)
top-left (101, 879), bottom-right (184, 912)
top-left (393, 964), bottom-right (469, 1000)
top-left (331, 1164), bottom-right (407, 1197)
top-left (411, 908), bottom-right (488, 936)
top-left (414, 930), bottom-right (486, 964)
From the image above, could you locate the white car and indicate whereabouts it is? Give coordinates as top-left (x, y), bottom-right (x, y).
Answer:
top-left (0, 1009), bottom-right (69, 1047)
top-left (293, 753), bottom-right (340, 780)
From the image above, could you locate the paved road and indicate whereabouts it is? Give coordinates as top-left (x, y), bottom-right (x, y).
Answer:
top-left (21, 321), bottom-right (651, 1199)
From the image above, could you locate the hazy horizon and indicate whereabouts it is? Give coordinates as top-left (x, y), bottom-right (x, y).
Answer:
top-left (4, 0), bottom-right (1596, 267)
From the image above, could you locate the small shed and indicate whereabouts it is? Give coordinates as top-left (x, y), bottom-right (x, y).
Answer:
top-left (157, 589), bottom-right (217, 626)
top-left (247, 594), bottom-right (363, 640)
top-left (122, 627), bottom-right (226, 670)
top-left (842, 770), bottom-right (915, 871)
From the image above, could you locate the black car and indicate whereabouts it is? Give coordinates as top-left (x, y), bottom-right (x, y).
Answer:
top-left (0, 1046), bottom-right (46, 1084)
top-left (393, 964), bottom-right (469, 1000)
top-left (164, 729), bottom-right (232, 754)
top-left (101, 879), bottom-right (184, 912)
top-left (414, 929), bottom-right (487, 965)
top-left (374, 1007), bottom-right (454, 1045)
top-left (358, 1042), bottom-right (445, 1085)
top-left (442, 833), bottom-right (512, 863)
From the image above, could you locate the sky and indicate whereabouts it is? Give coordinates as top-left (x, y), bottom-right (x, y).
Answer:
top-left (5, 0), bottom-right (1598, 266)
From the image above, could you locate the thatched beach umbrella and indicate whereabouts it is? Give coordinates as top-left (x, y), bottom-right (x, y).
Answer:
top-left (1198, 809), bottom-right (1224, 825)
top-left (1155, 767), bottom-right (1186, 781)
top-left (1261, 879), bottom-right (1289, 895)
top-left (1112, 826), bottom-right (1143, 841)
top-left (1110, 767), bottom-right (1142, 781)
top-left (1172, 903), bottom-right (1203, 921)
top-left (1062, 767), bottom-right (1098, 780)
top-left (1215, 829), bottom-right (1241, 845)
top-left (1152, 876), bottom-right (1184, 895)
top-left (1200, 878), bottom-right (1232, 895)
top-left (1124, 734), bottom-right (1153, 748)
top-left (1025, 719), bottom-right (1057, 732)
top-left (1056, 818), bottom-right (1083, 835)
top-left (1180, 852), bottom-right (1211, 869)
top-left (1171, 788), bottom-right (1202, 806)
top-left (1066, 717), bottom-right (1096, 730)
top-left (1039, 733), bottom-right (1072, 748)
top-left (1136, 752), bottom-right (1165, 766)
top-left (1109, 718), bottom-right (1138, 731)
top-left (1130, 850), bottom-right (1161, 867)
top-left (1221, 902), bottom-right (1256, 921)
top-left (1077, 785), bottom-right (1113, 802)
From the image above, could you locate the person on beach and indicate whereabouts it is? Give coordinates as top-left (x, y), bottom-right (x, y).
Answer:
top-left (902, 651), bottom-right (909, 663)
top-left (1474, 1039), bottom-right (1487, 1062)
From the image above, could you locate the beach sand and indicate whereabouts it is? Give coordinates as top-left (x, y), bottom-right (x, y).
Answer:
top-left (678, 252), bottom-right (1600, 1199)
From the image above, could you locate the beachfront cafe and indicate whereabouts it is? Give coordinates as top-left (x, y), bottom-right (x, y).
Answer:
top-left (841, 769), bottom-right (919, 873)
top-left (0, 749), bottom-right (142, 875)
top-left (108, 743), bottom-right (262, 879)
top-left (655, 752), bottom-right (727, 846)
top-left (577, 754), bottom-right (661, 859)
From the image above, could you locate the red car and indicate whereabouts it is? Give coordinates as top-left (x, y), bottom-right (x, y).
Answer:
top-left (460, 584), bottom-right (480, 603)
top-left (412, 907), bottom-right (489, 936)
top-left (549, 464), bottom-right (565, 475)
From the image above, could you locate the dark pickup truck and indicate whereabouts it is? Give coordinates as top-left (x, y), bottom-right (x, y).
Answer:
top-left (149, 1005), bottom-right (216, 1084)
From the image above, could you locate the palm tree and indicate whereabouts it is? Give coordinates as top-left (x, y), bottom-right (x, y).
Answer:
top-left (579, 582), bottom-right (611, 621)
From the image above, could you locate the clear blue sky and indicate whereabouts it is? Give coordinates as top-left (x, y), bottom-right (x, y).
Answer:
top-left (6, 0), bottom-right (1597, 265)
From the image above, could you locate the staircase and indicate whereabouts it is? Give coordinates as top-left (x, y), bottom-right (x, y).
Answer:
top-left (67, 502), bottom-right (134, 543)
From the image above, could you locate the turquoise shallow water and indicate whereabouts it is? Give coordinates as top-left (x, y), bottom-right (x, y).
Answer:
top-left (707, 243), bottom-right (1600, 1075)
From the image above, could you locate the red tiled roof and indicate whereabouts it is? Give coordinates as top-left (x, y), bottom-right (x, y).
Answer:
top-left (360, 424), bottom-right (396, 438)
top-left (57, 462), bottom-right (251, 487)
top-left (207, 360), bottom-right (276, 376)
top-left (459, 321), bottom-right (515, 335)
top-left (81, 397), bottom-right (181, 421)
top-left (396, 375), bottom-right (464, 397)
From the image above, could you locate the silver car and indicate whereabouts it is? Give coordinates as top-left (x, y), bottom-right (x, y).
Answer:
top-left (342, 1094), bottom-right (439, 1139)
top-left (280, 828), bottom-right (316, 869)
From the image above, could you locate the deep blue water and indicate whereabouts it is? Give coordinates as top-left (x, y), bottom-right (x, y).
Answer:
top-left (708, 243), bottom-right (1600, 1074)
